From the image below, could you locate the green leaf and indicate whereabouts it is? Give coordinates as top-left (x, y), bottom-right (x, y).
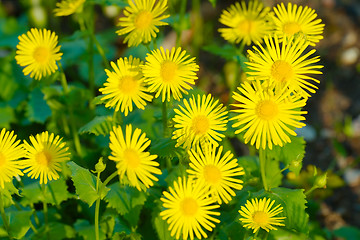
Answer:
top-left (26, 88), bottom-right (52, 123)
top-left (269, 228), bottom-right (308, 240)
top-left (151, 137), bottom-right (186, 161)
top-left (267, 136), bottom-right (306, 176)
top-left (68, 161), bottom-right (110, 207)
top-left (203, 44), bottom-right (246, 61)
top-left (79, 115), bottom-right (117, 136)
top-left (2, 181), bottom-right (19, 208)
top-left (265, 157), bottom-right (282, 189)
top-left (89, 0), bottom-right (128, 7)
top-left (0, 104), bottom-right (15, 128)
top-left (262, 187), bottom-right (309, 234)
top-left (0, 210), bottom-right (33, 239)
top-left (154, 215), bottom-right (173, 240)
top-left (105, 183), bottom-right (147, 215)
top-left (74, 219), bottom-right (106, 240)
top-left (21, 178), bottom-right (73, 206)
top-left (333, 226), bottom-right (360, 240)
top-left (31, 222), bottom-right (76, 240)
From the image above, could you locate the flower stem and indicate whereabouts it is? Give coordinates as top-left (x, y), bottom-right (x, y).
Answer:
top-left (259, 148), bottom-right (269, 191)
top-left (41, 184), bottom-right (49, 239)
top-left (0, 193), bottom-right (12, 239)
top-left (162, 101), bottom-right (168, 137)
top-left (176, 0), bottom-right (187, 48)
top-left (94, 170), bottom-right (101, 240)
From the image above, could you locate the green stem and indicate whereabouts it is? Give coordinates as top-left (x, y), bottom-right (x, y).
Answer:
top-left (259, 148), bottom-right (269, 191)
top-left (29, 220), bottom-right (38, 234)
top-left (59, 62), bottom-right (68, 94)
top-left (102, 171), bottom-right (118, 187)
top-left (176, 0), bottom-right (187, 48)
top-left (162, 101), bottom-right (168, 137)
top-left (94, 171), bottom-right (101, 240)
top-left (304, 186), bottom-right (316, 196)
top-left (47, 183), bottom-right (60, 210)
top-left (41, 184), bottom-right (49, 239)
top-left (0, 193), bottom-right (12, 239)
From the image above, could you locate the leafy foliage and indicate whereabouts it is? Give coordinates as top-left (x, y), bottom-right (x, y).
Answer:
top-left (68, 162), bottom-right (110, 207)
top-left (79, 115), bottom-right (117, 136)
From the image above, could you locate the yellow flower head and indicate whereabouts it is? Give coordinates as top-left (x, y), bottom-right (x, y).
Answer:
top-left (116, 0), bottom-right (170, 47)
top-left (54, 0), bottom-right (85, 17)
top-left (109, 125), bottom-right (161, 191)
top-left (99, 56), bottom-right (153, 116)
top-left (231, 81), bottom-right (307, 150)
top-left (22, 132), bottom-right (70, 185)
top-left (272, 2), bottom-right (325, 46)
top-left (218, 0), bottom-right (273, 45)
top-left (160, 177), bottom-right (221, 240)
top-left (187, 143), bottom-right (244, 204)
top-left (239, 197), bottom-right (286, 233)
top-left (142, 47), bottom-right (199, 102)
top-left (172, 94), bottom-right (228, 149)
top-left (0, 129), bottom-right (25, 189)
top-left (246, 35), bottom-right (323, 98)
top-left (15, 28), bottom-right (63, 80)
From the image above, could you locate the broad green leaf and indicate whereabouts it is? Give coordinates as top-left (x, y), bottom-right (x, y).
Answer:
top-left (79, 116), bottom-right (116, 136)
top-left (124, 205), bottom-right (143, 228)
top-left (151, 137), bottom-right (186, 161)
top-left (0, 210), bottom-right (33, 239)
top-left (68, 161), bottom-right (110, 207)
top-left (74, 219), bottom-right (106, 240)
top-left (100, 215), bottom-right (115, 237)
top-left (21, 178), bottom-right (73, 206)
top-left (105, 183), bottom-right (147, 215)
top-left (2, 181), bottom-right (19, 208)
top-left (237, 156), bottom-right (261, 187)
top-left (0, 104), bottom-right (15, 128)
top-left (265, 157), bottom-right (282, 189)
top-left (267, 136), bottom-right (305, 176)
top-left (154, 215), bottom-right (173, 240)
top-left (333, 226), bottom-right (360, 240)
top-left (26, 88), bottom-right (52, 123)
top-left (261, 187), bottom-right (309, 234)
top-left (0, 57), bottom-right (18, 101)
top-left (203, 44), bottom-right (247, 63)
top-left (31, 222), bottom-right (76, 240)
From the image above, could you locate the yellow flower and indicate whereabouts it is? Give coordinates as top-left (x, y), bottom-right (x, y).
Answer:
top-left (246, 35), bottom-right (323, 98)
top-left (218, 0), bottom-right (273, 45)
top-left (272, 2), bottom-right (325, 46)
top-left (22, 132), bottom-right (70, 185)
top-left (187, 143), bottom-right (244, 204)
top-left (160, 177), bottom-right (220, 240)
top-left (116, 0), bottom-right (170, 47)
top-left (99, 56), bottom-right (153, 116)
top-left (0, 129), bottom-right (25, 189)
top-left (239, 197), bottom-right (286, 233)
top-left (109, 125), bottom-right (161, 191)
top-left (15, 28), bottom-right (62, 80)
top-left (231, 81), bottom-right (307, 150)
top-left (172, 94), bottom-right (228, 149)
top-left (142, 47), bottom-right (199, 102)
top-left (54, 0), bottom-right (85, 17)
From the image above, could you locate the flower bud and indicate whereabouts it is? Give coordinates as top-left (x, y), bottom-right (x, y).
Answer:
top-left (95, 157), bottom-right (106, 173)
top-left (314, 172), bottom-right (327, 189)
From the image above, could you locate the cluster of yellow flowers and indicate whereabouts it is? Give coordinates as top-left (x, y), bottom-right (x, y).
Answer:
top-left (11, 0), bottom-right (325, 239)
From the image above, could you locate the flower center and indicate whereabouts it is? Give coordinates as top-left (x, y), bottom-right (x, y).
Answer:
top-left (118, 76), bottom-right (138, 93)
top-left (36, 150), bottom-right (52, 166)
top-left (33, 46), bottom-right (50, 63)
top-left (237, 19), bottom-right (254, 34)
top-left (283, 22), bottom-right (301, 35)
top-left (160, 61), bottom-right (178, 83)
top-left (203, 165), bottom-right (222, 184)
top-left (134, 10), bottom-right (153, 29)
top-left (0, 152), bottom-right (6, 167)
top-left (271, 60), bottom-right (293, 83)
top-left (191, 115), bottom-right (210, 135)
top-left (180, 197), bottom-right (199, 217)
top-left (252, 211), bottom-right (269, 226)
top-left (124, 149), bottom-right (141, 169)
top-left (256, 100), bottom-right (279, 121)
